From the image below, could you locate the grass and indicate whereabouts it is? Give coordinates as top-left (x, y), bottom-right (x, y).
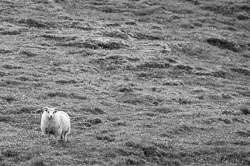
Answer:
top-left (0, 0), bottom-right (249, 165)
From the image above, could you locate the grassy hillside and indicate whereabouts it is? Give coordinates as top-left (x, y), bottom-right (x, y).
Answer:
top-left (0, 0), bottom-right (250, 165)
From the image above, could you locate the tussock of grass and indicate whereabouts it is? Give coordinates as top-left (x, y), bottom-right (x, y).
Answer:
top-left (103, 31), bottom-right (128, 39)
top-left (137, 62), bottom-right (170, 69)
top-left (239, 106), bottom-right (250, 115)
top-left (77, 107), bottom-right (106, 115)
top-left (130, 32), bottom-right (165, 40)
top-left (235, 130), bottom-right (250, 137)
top-left (0, 115), bottom-right (12, 122)
top-left (86, 118), bottom-right (103, 125)
top-left (30, 157), bottom-right (46, 166)
top-left (0, 95), bottom-right (17, 103)
top-left (1, 149), bottom-right (19, 158)
top-left (221, 151), bottom-right (250, 165)
top-left (18, 18), bottom-right (56, 29)
top-left (173, 64), bottom-right (193, 74)
top-left (0, 48), bottom-right (12, 54)
top-left (201, 2), bottom-right (250, 16)
top-left (0, 29), bottom-right (22, 35)
top-left (67, 49), bottom-right (95, 56)
top-left (206, 37), bottom-right (243, 52)
top-left (2, 64), bottom-right (22, 70)
top-left (163, 80), bottom-right (184, 86)
top-left (41, 34), bottom-right (77, 41)
top-left (96, 135), bottom-right (115, 142)
top-left (46, 92), bottom-right (87, 100)
top-left (20, 50), bottom-right (39, 57)
top-left (55, 80), bottom-right (77, 84)
top-left (230, 68), bottom-right (250, 76)
top-left (58, 39), bottom-right (128, 50)
top-left (0, 80), bottom-right (23, 86)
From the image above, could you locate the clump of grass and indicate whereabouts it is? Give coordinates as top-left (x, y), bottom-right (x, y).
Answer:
top-left (123, 141), bottom-right (182, 165)
top-left (94, 6), bottom-right (125, 13)
top-left (75, 121), bottom-right (92, 129)
top-left (67, 49), bottom-right (95, 56)
top-left (212, 70), bottom-right (228, 78)
top-left (18, 18), bottom-right (54, 29)
top-left (0, 48), bottom-right (12, 54)
top-left (0, 115), bottom-right (12, 122)
top-left (0, 80), bottom-right (23, 86)
top-left (1, 149), bottom-right (19, 158)
top-left (230, 68), bottom-right (250, 76)
top-left (55, 80), bottom-right (77, 84)
top-left (1, 95), bottom-right (17, 103)
top-left (172, 124), bottom-right (194, 134)
top-left (133, 6), bottom-right (164, 16)
top-left (206, 37), bottom-right (243, 52)
top-left (46, 92), bottom-right (87, 100)
top-left (131, 32), bottom-right (165, 40)
top-left (137, 62), bottom-right (170, 69)
top-left (0, 29), bottom-right (22, 35)
top-left (41, 34), bottom-right (76, 41)
top-left (47, 92), bottom-right (68, 98)
top-left (173, 64), bottom-right (193, 74)
top-left (20, 50), bottom-right (38, 57)
top-left (177, 98), bottom-right (194, 105)
top-left (201, 2), bottom-right (250, 16)
top-left (78, 107), bottom-right (106, 115)
top-left (235, 130), bottom-right (250, 137)
top-left (30, 157), bottom-right (46, 166)
top-left (162, 80), bottom-right (184, 86)
top-left (2, 64), bottom-right (22, 69)
top-left (239, 106), bottom-right (250, 115)
top-left (58, 39), bottom-right (128, 50)
top-left (17, 106), bottom-right (38, 114)
top-left (86, 118), bottom-right (103, 125)
top-left (221, 151), bottom-right (250, 165)
top-left (103, 31), bottom-right (128, 39)
top-left (96, 135), bottom-right (115, 142)
top-left (153, 107), bottom-right (174, 114)
top-left (116, 157), bottom-right (146, 166)
top-left (117, 86), bottom-right (133, 93)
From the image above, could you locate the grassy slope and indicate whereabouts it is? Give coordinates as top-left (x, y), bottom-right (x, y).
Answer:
top-left (0, 0), bottom-right (250, 165)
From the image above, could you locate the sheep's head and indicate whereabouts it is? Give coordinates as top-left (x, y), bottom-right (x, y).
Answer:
top-left (43, 107), bottom-right (57, 119)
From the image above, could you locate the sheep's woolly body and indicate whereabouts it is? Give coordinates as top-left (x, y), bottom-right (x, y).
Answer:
top-left (41, 107), bottom-right (71, 142)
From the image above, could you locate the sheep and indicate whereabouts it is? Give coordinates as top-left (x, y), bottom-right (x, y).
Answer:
top-left (41, 107), bottom-right (71, 142)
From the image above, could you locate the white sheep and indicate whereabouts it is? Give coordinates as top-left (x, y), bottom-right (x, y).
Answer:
top-left (41, 107), bottom-right (71, 142)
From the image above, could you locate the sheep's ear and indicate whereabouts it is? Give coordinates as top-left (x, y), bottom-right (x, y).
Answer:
top-left (53, 108), bottom-right (58, 114)
top-left (43, 107), bottom-right (49, 112)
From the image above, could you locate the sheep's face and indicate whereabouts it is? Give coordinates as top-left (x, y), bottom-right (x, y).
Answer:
top-left (43, 107), bottom-right (57, 120)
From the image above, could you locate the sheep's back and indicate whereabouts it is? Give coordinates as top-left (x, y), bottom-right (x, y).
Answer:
top-left (56, 111), bottom-right (70, 132)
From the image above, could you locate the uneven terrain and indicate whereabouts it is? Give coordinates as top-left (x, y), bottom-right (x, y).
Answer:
top-left (0, 0), bottom-right (250, 165)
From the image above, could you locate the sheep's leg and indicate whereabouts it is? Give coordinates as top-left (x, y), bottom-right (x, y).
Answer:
top-left (60, 133), bottom-right (64, 141)
top-left (41, 127), bottom-right (46, 136)
top-left (55, 135), bottom-right (58, 143)
top-left (64, 127), bottom-right (70, 142)
top-left (64, 132), bottom-right (67, 142)
top-left (54, 129), bottom-right (63, 144)
top-left (64, 130), bottom-right (70, 142)
top-left (55, 134), bottom-right (61, 144)
top-left (59, 128), bottom-right (67, 142)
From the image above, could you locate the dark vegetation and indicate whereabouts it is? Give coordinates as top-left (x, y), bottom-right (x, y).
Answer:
top-left (0, 0), bottom-right (249, 165)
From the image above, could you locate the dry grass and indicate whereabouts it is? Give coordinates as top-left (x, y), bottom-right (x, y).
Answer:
top-left (0, 0), bottom-right (250, 165)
